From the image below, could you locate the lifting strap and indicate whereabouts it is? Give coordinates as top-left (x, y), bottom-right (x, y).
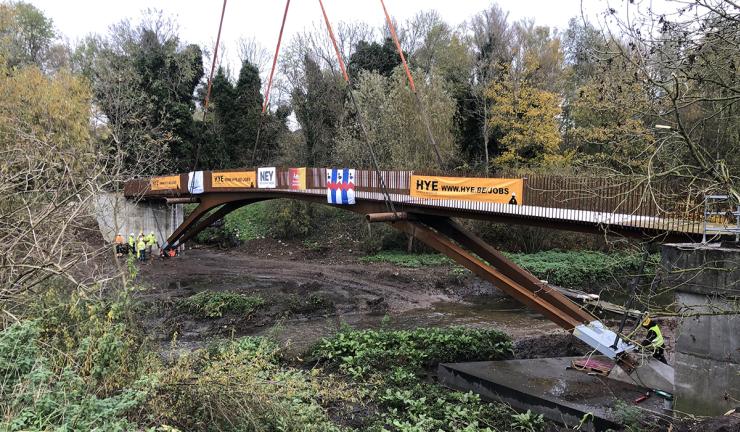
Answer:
top-left (189, 0), bottom-right (228, 193)
top-left (317, 0), bottom-right (397, 215)
top-left (379, 0), bottom-right (444, 168)
top-left (251, 0), bottom-right (291, 165)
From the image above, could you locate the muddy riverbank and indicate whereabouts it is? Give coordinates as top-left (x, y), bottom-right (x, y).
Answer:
top-left (135, 243), bottom-right (576, 355)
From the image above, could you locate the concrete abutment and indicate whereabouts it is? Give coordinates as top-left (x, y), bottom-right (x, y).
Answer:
top-left (95, 193), bottom-right (184, 254)
top-left (662, 243), bottom-right (740, 416)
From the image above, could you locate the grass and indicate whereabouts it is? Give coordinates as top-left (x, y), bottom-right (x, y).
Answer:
top-left (361, 249), bottom-right (657, 288)
top-left (223, 201), bottom-right (272, 241)
top-left (360, 250), bottom-right (453, 267)
top-left (177, 290), bottom-right (265, 318)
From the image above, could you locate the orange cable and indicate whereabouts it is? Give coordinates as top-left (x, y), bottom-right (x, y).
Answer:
top-left (262, 0), bottom-right (291, 113)
top-left (318, 0), bottom-right (350, 83)
top-left (379, 0), bottom-right (416, 92)
top-left (203, 0), bottom-right (228, 114)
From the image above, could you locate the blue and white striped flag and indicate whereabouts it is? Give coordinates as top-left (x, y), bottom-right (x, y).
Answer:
top-left (326, 168), bottom-right (356, 205)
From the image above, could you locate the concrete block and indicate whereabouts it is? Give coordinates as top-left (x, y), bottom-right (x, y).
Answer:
top-left (674, 352), bottom-right (740, 416)
top-left (95, 193), bottom-right (183, 252)
top-left (662, 243), bottom-right (740, 297)
top-left (675, 292), bottom-right (739, 363)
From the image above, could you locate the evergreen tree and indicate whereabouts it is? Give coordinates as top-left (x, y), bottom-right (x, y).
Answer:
top-left (348, 38), bottom-right (402, 80)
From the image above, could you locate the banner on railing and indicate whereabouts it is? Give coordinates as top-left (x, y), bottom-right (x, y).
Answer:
top-left (258, 167), bottom-right (277, 188)
top-left (410, 175), bottom-right (523, 205)
top-left (212, 171), bottom-right (256, 188)
top-left (188, 171), bottom-right (204, 194)
top-left (290, 167), bottom-right (306, 190)
top-left (326, 168), bottom-right (355, 205)
top-left (150, 175), bottom-right (181, 191)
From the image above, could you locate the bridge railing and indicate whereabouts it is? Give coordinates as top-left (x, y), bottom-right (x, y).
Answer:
top-left (124, 167), bottom-right (714, 235)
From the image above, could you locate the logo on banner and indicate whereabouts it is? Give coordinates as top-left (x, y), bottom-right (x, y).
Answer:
top-left (326, 168), bottom-right (356, 205)
top-left (258, 167), bottom-right (277, 188)
top-left (410, 175), bottom-right (524, 205)
top-left (188, 171), bottom-right (204, 194)
top-left (151, 175), bottom-right (180, 191)
top-left (212, 171), bottom-right (256, 188)
top-left (289, 167), bottom-right (306, 190)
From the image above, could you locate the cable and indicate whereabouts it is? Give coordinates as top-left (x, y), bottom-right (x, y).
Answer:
top-left (251, 0), bottom-right (291, 165)
top-left (317, 0), bottom-right (396, 215)
top-left (379, 0), bottom-right (444, 168)
top-left (189, 0), bottom-right (227, 192)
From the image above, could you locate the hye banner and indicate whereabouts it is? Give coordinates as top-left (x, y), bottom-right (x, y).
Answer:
top-left (150, 175), bottom-right (181, 191)
top-left (410, 175), bottom-right (524, 205)
top-left (212, 171), bottom-right (256, 188)
top-left (326, 168), bottom-right (356, 205)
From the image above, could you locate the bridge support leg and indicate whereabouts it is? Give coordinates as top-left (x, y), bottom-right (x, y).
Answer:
top-left (163, 195), bottom-right (260, 250)
top-left (418, 216), bottom-right (594, 326)
top-left (390, 219), bottom-right (584, 330)
top-left (175, 201), bottom-right (252, 247)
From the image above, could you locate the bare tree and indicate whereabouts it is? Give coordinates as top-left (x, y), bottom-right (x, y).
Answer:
top-left (467, 4), bottom-right (512, 173)
top-left (601, 0), bottom-right (740, 201)
top-left (237, 36), bottom-right (270, 74)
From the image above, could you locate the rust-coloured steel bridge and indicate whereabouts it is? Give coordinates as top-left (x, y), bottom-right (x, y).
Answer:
top-left (123, 167), bottom-right (715, 390)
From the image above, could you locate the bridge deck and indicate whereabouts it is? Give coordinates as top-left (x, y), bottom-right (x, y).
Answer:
top-left (124, 168), bottom-right (732, 241)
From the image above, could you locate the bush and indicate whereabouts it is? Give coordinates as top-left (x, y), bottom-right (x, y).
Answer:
top-left (312, 327), bottom-right (512, 378)
top-left (223, 201), bottom-right (272, 242)
top-left (177, 291), bottom-right (265, 318)
top-left (504, 250), bottom-right (657, 288)
top-left (147, 336), bottom-right (355, 432)
top-left (0, 289), bottom-right (155, 431)
top-left (312, 327), bottom-right (514, 431)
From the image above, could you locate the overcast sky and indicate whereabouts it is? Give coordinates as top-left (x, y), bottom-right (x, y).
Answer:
top-left (32, 0), bottom-right (617, 72)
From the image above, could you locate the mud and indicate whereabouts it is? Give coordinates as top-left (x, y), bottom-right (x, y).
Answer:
top-left (135, 242), bottom-right (564, 355)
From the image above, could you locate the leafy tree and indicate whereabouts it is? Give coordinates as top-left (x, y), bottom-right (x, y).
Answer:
top-left (485, 22), bottom-right (568, 169)
top-left (0, 62), bottom-right (101, 300)
top-left (487, 71), bottom-right (564, 168)
top-left (462, 4), bottom-right (512, 172)
top-left (206, 61), bottom-right (284, 168)
top-left (77, 13), bottom-right (203, 175)
top-left (335, 67), bottom-right (456, 170)
top-left (348, 38), bottom-right (402, 79)
top-left (292, 55), bottom-right (345, 166)
top-left (0, 1), bottom-right (55, 68)
top-left (566, 49), bottom-right (656, 171)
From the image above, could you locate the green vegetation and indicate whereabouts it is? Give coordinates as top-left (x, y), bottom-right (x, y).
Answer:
top-left (177, 290), bottom-right (265, 318)
top-left (223, 202), bottom-right (272, 241)
top-left (0, 289), bottom-right (154, 431)
top-left (505, 250), bottom-right (658, 288)
top-left (1, 288), bottom-right (532, 432)
top-left (361, 250), bottom-right (453, 267)
top-left (311, 327), bottom-right (514, 430)
top-left (361, 249), bottom-right (657, 288)
top-left (313, 327), bottom-right (512, 378)
top-left (510, 410), bottom-right (546, 432)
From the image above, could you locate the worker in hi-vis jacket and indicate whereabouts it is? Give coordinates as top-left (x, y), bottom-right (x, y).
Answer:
top-left (639, 315), bottom-right (667, 364)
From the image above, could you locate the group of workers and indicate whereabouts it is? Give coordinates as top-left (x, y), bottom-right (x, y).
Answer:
top-left (114, 231), bottom-right (159, 261)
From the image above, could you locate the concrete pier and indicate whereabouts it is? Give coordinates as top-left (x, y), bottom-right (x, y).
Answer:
top-left (95, 193), bottom-right (184, 253)
top-left (438, 357), bottom-right (664, 431)
top-left (662, 243), bottom-right (739, 416)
